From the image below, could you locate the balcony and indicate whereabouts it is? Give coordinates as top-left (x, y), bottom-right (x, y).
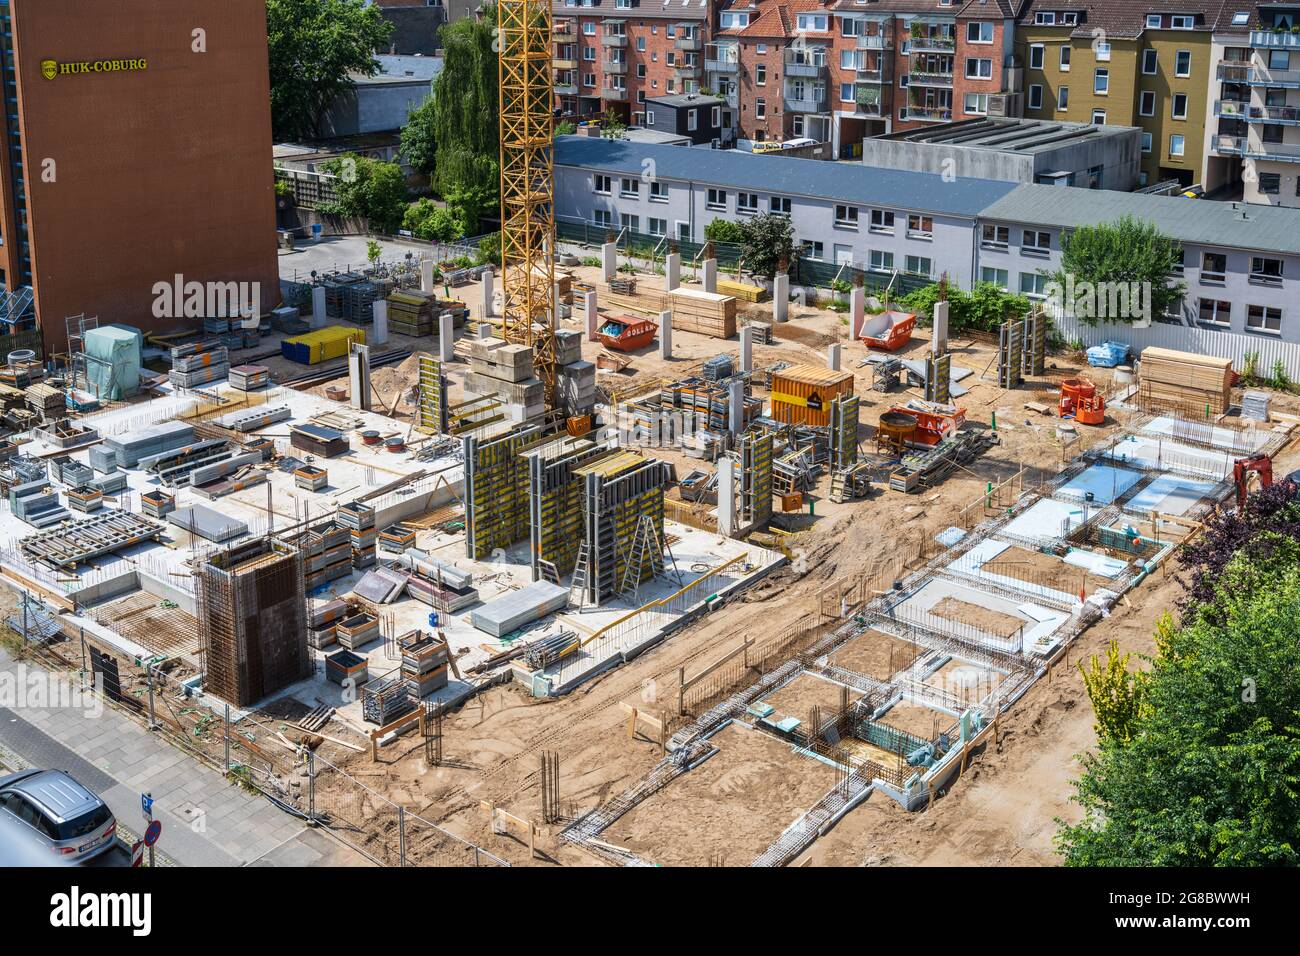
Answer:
top-left (705, 44), bottom-right (740, 73)
top-left (909, 70), bottom-right (954, 87)
top-left (907, 105), bottom-right (953, 122)
top-left (1213, 133), bottom-right (1300, 162)
top-left (1251, 29), bottom-right (1300, 48)
top-left (676, 31), bottom-right (702, 51)
top-left (555, 82), bottom-right (578, 96)
top-left (1217, 62), bottom-right (1300, 87)
top-left (784, 91), bottom-right (828, 112)
top-left (784, 52), bottom-right (828, 77)
top-left (856, 65), bottom-right (889, 83)
top-left (601, 32), bottom-right (628, 48)
top-left (603, 86), bottom-right (628, 102)
top-left (855, 85), bottom-right (889, 116)
top-left (1216, 99), bottom-right (1300, 125)
top-left (674, 61), bottom-right (702, 79)
top-left (605, 58), bottom-right (627, 74)
top-left (553, 57), bottom-right (578, 71)
top-left (857, 34), bottom-right (894, 51)
top-left (723, 90), bottom-right (738, 108)
top-left (553, 21), bottom-right (577, 41)
top-left (910, 34), bottom-right (956, 53)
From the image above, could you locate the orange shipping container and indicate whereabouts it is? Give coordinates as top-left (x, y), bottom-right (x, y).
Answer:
top-left (769, 365), bottom-right (855, 427)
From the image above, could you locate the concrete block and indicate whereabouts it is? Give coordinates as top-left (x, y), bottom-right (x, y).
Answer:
top-left (827, 343), bottom-right (842, 371)
top-left (702, 258), bottom-right (717, 294)
top-left (665, 253), bottom-right (681, 291)
top-left (773, 273), bottom-right (789, 323)
top-left (420, 259), bottom-right (435, 294)
top-left (602, 241), bottom-right (618, 282)
top-left (850, 287), bottom-right (866, 340)
top-left (311, 286), bottom-right (326, 329)
top-left (740, 325), bottom-right (753, 373)
top-left (439, 311), bottom-right (454, 362)
top-left (481, 269), bottom-right (495, 318)
top-left (659, 309), bottom-right (673, 359)
top-left (932, 300), bottom-right (949, 355)
top-left (372, 300), bottom-right (389, 345)
top-left (584, 291), bottom-right (599, 341)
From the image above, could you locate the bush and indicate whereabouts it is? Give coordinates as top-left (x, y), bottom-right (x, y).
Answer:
top-left (899, 281), bottom-right (1032, 334)
top-left (402, 199), bottom-right (466, 242)
top-left (704, 218), bottom-right (745, 245)
top-left (475, 232), bottom-right (502, 268)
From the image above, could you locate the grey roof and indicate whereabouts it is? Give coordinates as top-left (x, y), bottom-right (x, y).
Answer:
top-left (882, 117), bottom-right (1138, 154)
top-left (980, 184), bottom-right (1300, 256)
top-left (646, 93), bottom-right (725, 109)
top-left (555, 135), bottom-right (1020, 217)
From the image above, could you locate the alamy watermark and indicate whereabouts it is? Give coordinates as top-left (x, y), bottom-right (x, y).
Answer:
top-left (1044, 274), bottom-right (1152, 324)
top-left (0, 664), bottom-right (103, 719)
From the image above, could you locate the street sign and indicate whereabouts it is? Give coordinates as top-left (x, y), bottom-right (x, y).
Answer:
top-left (140, 793), bottom-right (153, 817)
top-left (130, 841), bottom-right (144, 867)
top-left (144, 820), bottom-right (162, 848)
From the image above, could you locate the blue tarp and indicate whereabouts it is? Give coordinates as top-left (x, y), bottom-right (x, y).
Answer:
top-left (1086, 341), bottom-right (1130, 368)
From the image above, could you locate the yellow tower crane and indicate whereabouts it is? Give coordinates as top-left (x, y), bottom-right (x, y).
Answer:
top-left (497, 0), bottom-right (558, 408)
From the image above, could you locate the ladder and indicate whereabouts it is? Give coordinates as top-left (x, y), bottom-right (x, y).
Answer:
top-left (829, 470), bottom-right (848, 503)
top-left (568, 542), bottom-right (591, 608)
top-left (620, 513), bottom-right (667, 604)
top-left (538, 559), bottom-right (560, 585)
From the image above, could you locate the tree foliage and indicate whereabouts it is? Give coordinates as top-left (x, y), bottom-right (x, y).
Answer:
top-left (1077, 641), bottom-right (1147, 744)
top-left (901, 281), bottom-right (1032, 334)
top-left (1045, 215), bottom-right (1186, 325)
top-left (704, 218), bottom-right (745, 245)
top-left (1176, 486), bottom-right (1300, 608)
top-left (400, 96), bottom-right (438, 176)
top-left (738, 213), bottom-right (796, 279)
top-left (430, 7), bottom-right (499, 231)
top-left (319, 155), bottom-right (408, 234)
top-left (266, 0), bottom-right (393, 140)
top-left (402, 198), bottom-right (467, 242)
top-left (1058, 540), bottom-right (1300, 866)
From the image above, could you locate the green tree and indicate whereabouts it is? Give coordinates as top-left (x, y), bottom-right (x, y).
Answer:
top-left (901, 281), bottom-right (1031, 334)
top-left (400, 96), bottom-right (438, 176)
top-left (554, 120), bottom-right (577, 137)
top-left (402, 198), bottom-right (467, 242)
top-left (704, 218), bottom-right (745, 245)
top-left (1077, 641), bottom-right (1147, 744)
top-left (739, 213), bottom-right (796, 280)
top-left (431, 7), bottom-right (500, 232)
top-left (319, 155), bottom-right (408, 234)
top-left (266, 0), bottom-right (393, 140)
top-left (366, 239), bottom-right (383, 264)
top-left (1044, 215), bottom-right (1186, 325)
top-left (1058, 539), bottom-right (1300, 866)
top-left (600, 110), bottom-right (627, 140)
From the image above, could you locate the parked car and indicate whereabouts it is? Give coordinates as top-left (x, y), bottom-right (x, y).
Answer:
top-left (0, 769), bottom-right (117, 863)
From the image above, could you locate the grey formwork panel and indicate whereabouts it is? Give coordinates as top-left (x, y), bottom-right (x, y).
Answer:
top-left (471, 580), bottom-right (569, 638)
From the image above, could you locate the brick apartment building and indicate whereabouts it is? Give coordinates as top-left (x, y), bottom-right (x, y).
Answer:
top-left (554, 0), bottom-right (1025, 155)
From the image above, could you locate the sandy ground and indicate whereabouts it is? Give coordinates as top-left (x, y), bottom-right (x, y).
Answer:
top-left (829, 630), bottom-right (923, 681)
top-left (758, 672), bottom-right (861, 723)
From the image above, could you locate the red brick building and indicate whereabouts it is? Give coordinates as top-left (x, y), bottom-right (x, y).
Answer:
top-left (555, 0), bottom-right (1025, 155)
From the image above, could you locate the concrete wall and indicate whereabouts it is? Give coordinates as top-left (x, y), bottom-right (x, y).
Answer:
top-left (320, 79), bottom-right (432, 137)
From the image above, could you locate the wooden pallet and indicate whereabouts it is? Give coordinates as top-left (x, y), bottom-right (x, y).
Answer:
top-left (298, 704), bottom-right (335, 733)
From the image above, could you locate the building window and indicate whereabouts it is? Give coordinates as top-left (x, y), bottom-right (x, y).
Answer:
top-left (834, 204), bottom-right (859, 228)
top-left (1034, 12), bottom-right (1056, 25)
top-left (583, 73), bottom-right (596, 87)
top-left (1023, 230), bottom-right (1050, 253)
top-left (1169, 134), bottom-right (1185, 157)
top-left (594, 174), bottom-right (612, 195)
top-left (1060, 46), bottom-right (1071, 71)
top-left (1270, 50), bottom-right (1290, 70)
top-left (965, 58), bottom-right (993, 79)
top-left (686, 109), bottom-right (698, 132)
top-left (841, 82), bottom-right (855, 103)
top-left (1141, 132), bottom-right (1152, 153)
top-left (706, 188), bottom-right (726, 211)
top-left (796, 13), bottom-right (828, 31)
top-left (737, 192), bottom-right (759, 214)
top-left (1094, 68), bottom-right (1109, 94)
top-left (1171, 93), bottom-right (1187, 119)
top-left (1247, 305), bottom-right (1283, 333)
top-left (583, 22), bottom-right (596, 35)
top-left (769, 195), bottom-right (791, 216)
top-left (1092, 109), bottom-right (1107, 124)
top-left (1142, 49), bottom-right (1158, 74)
top-left (648, 217), bottom-right (667, 237)
top-left (806, 241), bottom-right (825, 260)
top-left (583, 46), bottom-right (596, 61)
top-left (593, 209), bottom-right (612, 227)
top-left (1251, 256), bottom-right (1284, 284)
top-left (792, 115), bottom-right (805, 136)
top-left (980, 267), bottom-right (1009, 290)
top-left (967, 22), bottom-right (994, 43)
top-left (620, 178), bottom-right (640, 198)
top-left (649, 180), bottom-right (668, 202)
top-left (1201, 252), bottom-right (1227, 282)
top-left (636, 36), bottom-right (646, 51)
top-left (1029, 44), bottom-right (1044, 70)
top-left (905, 255), bottom-right (932, 277)
top-left (755, 97), bottom-right (766, 119)
top-left (1058, 86), bottom-right (1069, 110)
top-left (906, 214), bottom-right (933, 239)
top-left (620, 213), bottom-right (639, 232)
top-left (1260, 173), bottom-right (1282, 195)
top-left (1175, 50), bottom-right (1191, 77)
top-left (869, 250), bottom-right (893, 272)
top-left (840, 17), bottom-right (861, 38)
top-left (1146, 14), bottom-right (1162, 28)
top-left (870, 209), bottom-right (895, 233)
top-left (720, 12), bottom-right (750, 29)
top-left (982, 224), bottom-right (1010, 248)
top-left (1028, 84), bottom-right (1043, 110)
top-left (965, 93), bottom-right (988, 115)
top-left (1171, 14), bottom-right (1194, 29)
top-left (1139, 90), bottom-right (1156, 116)
top-left (1020, 273), bottom-right (1048, 298)
top-left (1095, 42), bottom-right (1111, 62)
top-left (756, 64), bottom-right (767, 85)
top-left (1198, 298), bottom-right (1231, 325)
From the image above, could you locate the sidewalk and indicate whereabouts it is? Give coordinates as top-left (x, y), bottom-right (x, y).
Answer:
top-left (0, 647), bottom-right (369, 866)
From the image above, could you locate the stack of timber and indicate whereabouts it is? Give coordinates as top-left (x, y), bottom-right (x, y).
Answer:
top-left (716, 278), bottom-right (768, 302)
top-left (387, 290), bottom-right (436, 337)
top-left (1138, 347), bottom-right (1233, 414)
top-left (669, 288), bottom-right (736, 338)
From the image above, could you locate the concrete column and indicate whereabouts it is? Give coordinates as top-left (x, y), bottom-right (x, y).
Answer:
top-left (850, 287), bottom-right (866, 340)
top-left (584, 291), bottom-right (599, 341)
top-left (439, 311), bottom-right (455, 363)
top-left (420, 259), bottom-right (435, 294)
top-left (665, 253), bottom-right (681, 291)
top-left (349, 345), bottom-right (372, 411)
top-left (728, 378), bottom-right (745, 435)
top-left (717, 463), bottom-right (736, 538)
top-left (773, 273), bottom-right (789, 323)
top-left (827, 343), bottom-right (842, 371)
top-left (601, 241), bottom-right (618, 282)
top-left (740, 325), bottom-right (753, 373)
top-left (371, 300), bottom-right (389, 345)
top-left (481, 269), bottom-right (495, 318)
top-left (932, 299), bottom-right (949, 355)
top-left (310, 286), bottom-right (327, 329)
top-left (658, 309), bottom-right (673, 360)
top-left (702, 258), bottom-right (718, 293)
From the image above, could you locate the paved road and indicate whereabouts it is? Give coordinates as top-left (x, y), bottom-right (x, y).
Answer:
top-left (0, 648), bottom-right (373, 867)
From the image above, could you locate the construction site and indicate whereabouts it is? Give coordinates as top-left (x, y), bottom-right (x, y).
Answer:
top-left (3, 1), bottom-right (1299, 869)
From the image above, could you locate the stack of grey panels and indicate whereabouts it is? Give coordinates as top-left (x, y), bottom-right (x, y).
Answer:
top-left (471, 580), bottom-right (569, 638)
top-left (168, 504), bottom-right (247, 543)
top-left (105, 421), bottom-right (195, 468)
top-left (88, 446), bottom-right (118, 474)
top-left (10, 481), bottom-right (68, 527)
top-left (1242, 391), bottom-right (1271, 422)
top-left (217, 405), bottom-right (291, 433)
top-left (558, 360), bottom-right (596, 416)
top-left (90, 471), bottom-right (128, 495)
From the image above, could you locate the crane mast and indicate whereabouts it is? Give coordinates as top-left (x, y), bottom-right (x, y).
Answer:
top-left (497, 0), bottom-right (558, 408)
